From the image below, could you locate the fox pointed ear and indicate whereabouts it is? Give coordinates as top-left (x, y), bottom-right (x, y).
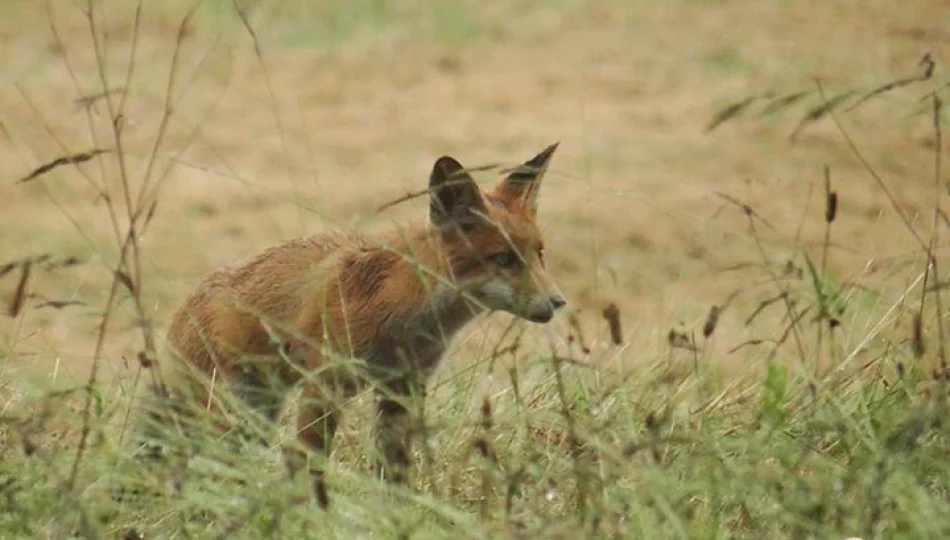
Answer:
top-left (429, 155), bottom-right (486, 231)
top-left (495, 142), bottom-right (559, 216)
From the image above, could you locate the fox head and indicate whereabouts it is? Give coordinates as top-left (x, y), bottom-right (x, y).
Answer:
top-left (428, 143), bottom-right (566, 323)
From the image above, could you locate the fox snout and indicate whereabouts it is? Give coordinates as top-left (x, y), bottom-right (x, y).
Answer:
top-left (476, 277), bottom-right (567, 323)
top-left (517, 271), bottom-right (567, 323)
top-left (525, 294), bottom-right (567, 323)
top-left (521, 265), bottom-right (567, 323)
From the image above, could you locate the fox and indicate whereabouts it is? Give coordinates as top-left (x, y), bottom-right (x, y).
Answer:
top-left (153, 143), bottom-right (566, 507)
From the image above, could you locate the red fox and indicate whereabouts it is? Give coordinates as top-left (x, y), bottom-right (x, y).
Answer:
top-left (157, 144), bottom-right (566, 507)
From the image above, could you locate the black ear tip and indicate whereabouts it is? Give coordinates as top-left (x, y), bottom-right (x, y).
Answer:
top-left (538, 141), bottom-right (560, 158)
top-left (525, 142), bottom-right (560, 167)
top-left (433, 155), bottom-right (463, 170)
top-left (431, 155), bottom-right (466, 183)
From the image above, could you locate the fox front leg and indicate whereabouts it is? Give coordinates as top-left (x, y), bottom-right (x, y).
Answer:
top-left (374, 374), bottom-right (426, 484)
top-left (285, 382), bottom-right (341, 508)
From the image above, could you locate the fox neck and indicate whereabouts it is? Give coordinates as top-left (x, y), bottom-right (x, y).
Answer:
top-left (380, 223), bottom-right (487, 350)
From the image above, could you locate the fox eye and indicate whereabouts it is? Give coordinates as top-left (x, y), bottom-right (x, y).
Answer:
top-left (490, 251), bottom-right (519, 268)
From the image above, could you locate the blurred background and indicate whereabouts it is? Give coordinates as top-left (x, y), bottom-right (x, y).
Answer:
top-left (1, 0), bottom-right (947, 388)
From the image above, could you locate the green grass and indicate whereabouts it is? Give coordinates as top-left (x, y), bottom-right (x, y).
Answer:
top-left (3, 347), bottom-right (950, 539)
top-left (700, 48), bottom-right (750, 75)
top-left (216, 0), bottom-right (486, 49)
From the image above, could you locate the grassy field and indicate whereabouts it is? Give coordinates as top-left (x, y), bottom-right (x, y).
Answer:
top-left (1, 0), bottom-right (949, 538)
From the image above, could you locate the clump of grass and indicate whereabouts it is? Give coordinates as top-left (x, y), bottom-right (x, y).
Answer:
top-left (4, 332), bottom-right (950, 537)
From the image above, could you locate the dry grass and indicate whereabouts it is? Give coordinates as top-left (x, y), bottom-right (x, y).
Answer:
top-left (1, 0), bottom-right (949, 538)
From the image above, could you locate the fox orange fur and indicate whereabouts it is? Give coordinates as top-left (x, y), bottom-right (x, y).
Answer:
top-left (156, 144), bottom-right (566, 506)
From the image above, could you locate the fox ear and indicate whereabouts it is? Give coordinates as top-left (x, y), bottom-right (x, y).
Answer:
top-left (495, 142), bottom-right (559, 216)
top-left (429, 155), bottom-right (486, 231)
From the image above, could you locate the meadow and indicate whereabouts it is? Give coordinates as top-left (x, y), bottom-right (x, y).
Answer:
top-left (1, 0), bottom-right (949, 538)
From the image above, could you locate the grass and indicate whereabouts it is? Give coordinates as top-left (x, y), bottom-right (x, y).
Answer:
top-left (3, 338), bottom-right (950, 538)
top-left (1, 0), bottom-right (950, 538)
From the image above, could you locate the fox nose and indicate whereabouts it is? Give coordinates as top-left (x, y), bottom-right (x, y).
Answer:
top-left (549, 295), bottom-right (567, 311)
